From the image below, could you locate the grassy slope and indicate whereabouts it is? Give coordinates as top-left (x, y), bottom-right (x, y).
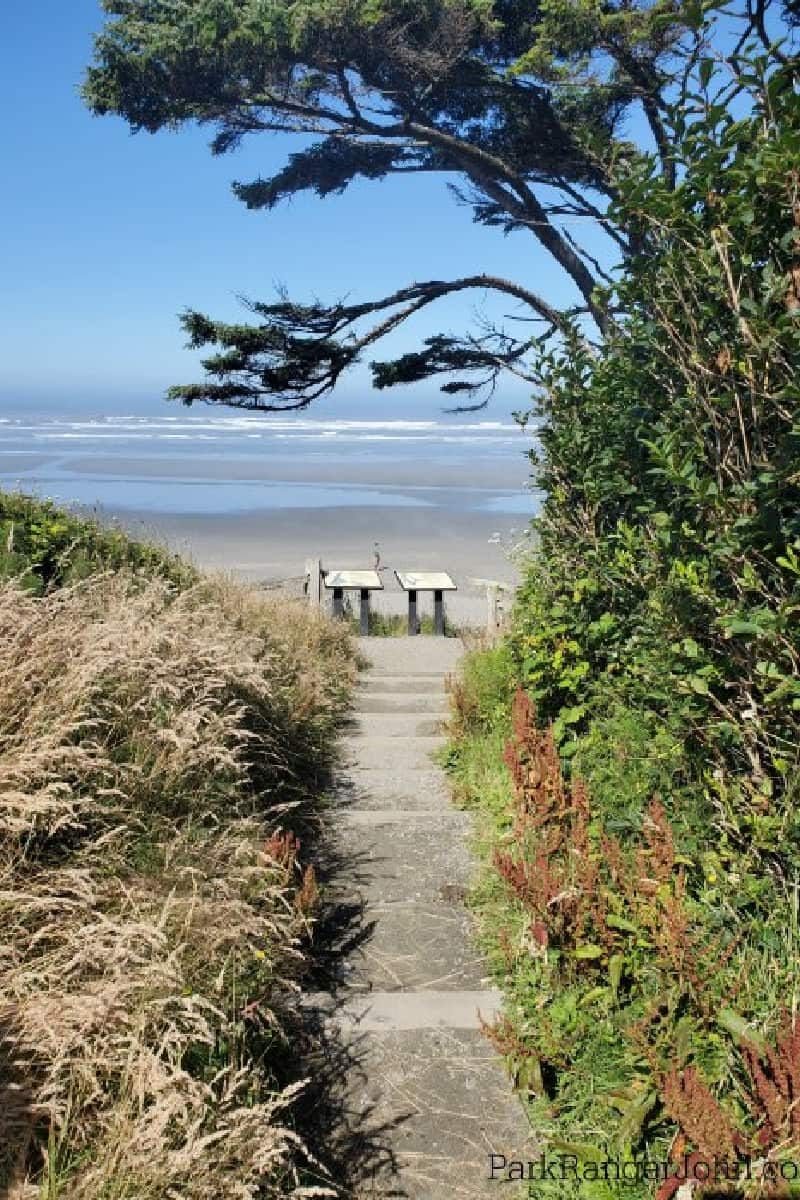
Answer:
top-left (0, 493), bottom-right (355, 1199)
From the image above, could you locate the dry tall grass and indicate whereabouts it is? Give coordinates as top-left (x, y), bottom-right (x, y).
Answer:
top-left (0, 570), bottom-right (355, 1198)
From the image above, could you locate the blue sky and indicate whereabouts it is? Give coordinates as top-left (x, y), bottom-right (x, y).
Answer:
top-left (0, 1), bottom-right (601, 420)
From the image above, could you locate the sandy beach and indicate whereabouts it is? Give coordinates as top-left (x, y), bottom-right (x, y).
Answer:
top-left (114, 503), bottom-right (528, 625)
top-left (0, 409), bottom-right (537, 625)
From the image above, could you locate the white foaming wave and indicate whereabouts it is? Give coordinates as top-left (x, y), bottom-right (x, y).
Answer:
top-left (33, 432), bottom-right (159, 441)
top-left (2, 412), bottom-right (526, 444)
top-left (38, 413), bottom-right (511, 429)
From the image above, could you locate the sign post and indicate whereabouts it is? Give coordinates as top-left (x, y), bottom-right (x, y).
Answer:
top-left (395, 572), bottom-right (457, 636)
top-left (323, 570), bottom-right (383, 633)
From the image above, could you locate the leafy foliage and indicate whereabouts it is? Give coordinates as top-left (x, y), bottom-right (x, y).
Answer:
top-left (81, 0), bottom-right (723, 406)
top-left (513, 54), bottom-right (800, 871)
top-left (0, 490), bottom-right (196, 592)
top-left (446, 34), bottom-right (800, 1200)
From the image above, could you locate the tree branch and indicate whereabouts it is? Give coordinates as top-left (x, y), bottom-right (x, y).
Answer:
top-left (168, 274), bottom-right (576, 411)
top-left (749, 0), bottom-right (791, 68)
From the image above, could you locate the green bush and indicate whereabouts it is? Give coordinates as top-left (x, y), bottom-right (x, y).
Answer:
top-left (0, 491), bottom-right (196, 592)
top-left (570, 705), bottom-right (686, 830)
top-left (450, 643), bottom-right (516, 735)
top-left (447, 44), bottom-right (800, 1198)
top-left (511, 57), bottom-right (800, 862)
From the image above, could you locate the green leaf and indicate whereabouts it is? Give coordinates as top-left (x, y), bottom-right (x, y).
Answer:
top-left (550, 1141), bottom-right (610, 1166)
top-left (578, 986), bottom-right (609, 1008)
top-left (722, 618), bottom-right (765, 637)
top-left (699, 58), bottom-right (714, 88)
top-left (605, 914), bottom-right (638, 934)
top-left (571, 944), bottom-right (604, 960)
top-left (617, 1090), bottom-right (658, 1145)
top-left (516, 1054), bottom-right (545, 1094)
top-left (717, 1008), bottom-right (767, 1052)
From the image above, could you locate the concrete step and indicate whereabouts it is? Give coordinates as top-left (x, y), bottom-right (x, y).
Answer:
top-left (326, 1024), bottom-right (536, 1199)
top-left (360, 673), bottom-right (448, 694)
top-left (337, 898), bottom-right (488, 992)
top-left (315, 989), bottom-right (503, 1031)
top-left (338, 735), bottom-right (448, 772)
top-left (347, 712), bottom-right (448, 739)
top-left (330, 808), bottom-right (472, 906)
top-left (326, 638), bottom-right (532, 1197)
top-left (336, 768), bottom-right (455, 811)
top-left (338, 808), bottom-right (452, 826)
top-left (357, 636), bottom-right (463, 677)
top-left (356, 692), bottom-right (449, 715)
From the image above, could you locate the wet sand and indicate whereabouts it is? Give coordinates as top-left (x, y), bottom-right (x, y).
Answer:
top-left (0, 413), bottom-right (537, 625)
top-left (113, 504), bottom-right (529, 625)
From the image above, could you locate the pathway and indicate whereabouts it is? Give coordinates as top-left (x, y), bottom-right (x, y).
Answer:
top-left (321, 637), bottom-right (535, 1198)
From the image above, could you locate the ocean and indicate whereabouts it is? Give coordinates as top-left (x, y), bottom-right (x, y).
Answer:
top-left (0, 409), bottom-right (538, 520)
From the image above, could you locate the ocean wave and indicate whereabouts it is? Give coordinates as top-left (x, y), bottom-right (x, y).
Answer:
top-left (0, 413), bottom-right (519, 431)
top-left (1, 413), bottom-right (528, 447)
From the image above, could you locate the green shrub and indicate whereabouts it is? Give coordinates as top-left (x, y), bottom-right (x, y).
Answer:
top-left (446, 44), bottom-right (800, 1199)
top-left (349, 608), bottom-right (460, 637)
top-left (570, 706), bottom-right (687, 831)
top-left (450, 643), bottom-right (516, 736)
top-left (511, 57), bottom-right (800, 858)
top-left (0, 490), bottom-right (196, 592)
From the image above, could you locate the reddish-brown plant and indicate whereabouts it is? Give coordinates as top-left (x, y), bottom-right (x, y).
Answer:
top-left (263, 829), bottom-right (300, 872)
top-left (662, 1066), bottom-right (740, 1161)
top-left (294, 864), bottom-right (319, 917)
top-left (742, 1016), bottom-right (800, 1150)
top-left (495, 689), bottom-right (604, 952)
top-left (657, 1018), bottom-right (800, 1198)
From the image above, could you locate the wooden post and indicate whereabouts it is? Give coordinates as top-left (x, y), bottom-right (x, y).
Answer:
top-left (407, 589), bottom-right (418, 636)
top-left (332, 586), bottom-right (344, 619)
top-left (434, 589), bottom-right (444, 636)
top-left (304, 558), bottom-right (321, 606)
top-left (487, 584), bottom-right (499, 635)
top-left (359, 588), bottom-right (370, 636)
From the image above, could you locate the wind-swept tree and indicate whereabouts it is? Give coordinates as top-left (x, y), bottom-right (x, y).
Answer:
top-left (83, 0), bottom-right (791, 409)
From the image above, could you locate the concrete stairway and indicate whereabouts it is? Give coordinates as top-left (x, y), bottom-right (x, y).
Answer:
top-left (323, 637), bottom-right (534, 1198)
